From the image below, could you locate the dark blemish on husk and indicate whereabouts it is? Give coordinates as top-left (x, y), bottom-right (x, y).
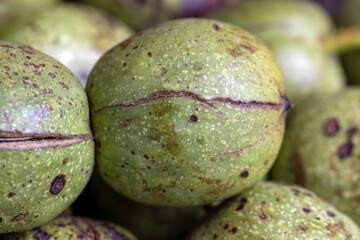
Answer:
top-left (120, 39), bottom-right (133, 49)
top-left (231, 227), bottom-right (237, 233)
top-left (240, 171), bottom-right (249, 178)
top-left (0, 217), bottom-right (2, 223)
top-left (144, 154), bottom-right (149, 159)
top-left (8, 192), bottom-right (16, 197)
top-left (148, 52), bottom-right (152, 57)
top-left (324, 118), bottom-right (340, 136)
top-left (327, 210), bottom-right (335, 217)
top-left (347, 127), bottom-right (357, 136)
top-left (34, 230), bottom-right (52, 240)
top-left (34, 70), bottom-right (41, 75)
top-left (236, 197), bottom-right (247, 211)
top-left (213, 24), bottom-right (220, 31)
top-left (337, 142), bottom-right (353, 159)
top-left (41, 89), bottom-right (53, 94)
top-left (4, 66), bottom-right (10, 71)
top-left (58, 82), bottom-right (69, 90)
top-left (259, 213), bottom-right (267, 220)
top-left (224, 224), bottom-right (229, 229)
top-left (303, 208), bottom-right (311, 213)
top-left (213, 234), bottom-right (218, 239)
top-left (131, 151), bottom-right (135, 155)
top-left (50, 174), bottom-right (66, 195)
top-left (11, 213), bottom-right (26, 222)
top-left (33, 84), bottom-right (39, 88)
top-left (291, 188), bottom-right (300, 196)
top-left (190, 114), bottom-right (198, 122)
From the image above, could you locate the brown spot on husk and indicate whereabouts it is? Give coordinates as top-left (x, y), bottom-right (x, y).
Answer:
top-left (324, 118), bottom-right (340, 136)
top-left (50, 174), bottom-right (66, 195)
top-left (326, 222), bottom-right (345, 236)
top-left (11, 213), bottom-right (26, 222)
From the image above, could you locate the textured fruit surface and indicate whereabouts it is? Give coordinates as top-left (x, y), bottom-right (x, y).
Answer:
top-left (188, 181), bottom-right (360, 239)
top-left (214, 0), bottom-right (344, 102)
top-left (78, 0), bottom-right (224, 30)
top-left (336, 0), bottom-right (360, 85)
top-left (89, 169), bottom-right (207, 240)
top-left (0, 42), bottom-right (94, 233)
top-left (2, 3), bottom-right (133, 87)
top-left (272, 88), bottom-right (360, 225)
top-left (87, 18), bottom-right (288, 206)
top-left (2, 216), bottom-right (138, 240)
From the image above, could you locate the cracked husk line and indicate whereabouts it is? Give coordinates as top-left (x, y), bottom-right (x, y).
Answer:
top-left (0, 133), bottom-right (92, 150)
top-left (96, 90), bottom-right (283, 112)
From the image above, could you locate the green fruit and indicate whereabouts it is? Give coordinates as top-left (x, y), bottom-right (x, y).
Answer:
top-left (86, 18), bottom-right (289, 206)
top-left (88, 169), bottom-right (208, 240)
top-left (78, 0), bottom-right (224, 30)
top-left (214, 0), bottom-right (345, 102)
top-left (0, 0), bottom-right (58, 35)
top-left (272, 88), bottom-right (360, 225)
top-left (2, 216), bottom-right (138, 240)
top-left (2, 3), bottom-right (133, 87)
top-left (188, 181), bottom-right (360, 239)
top-left (336, 0), bottom-right (360, 85)
top-left (0, 41), bottom-right (94, 233)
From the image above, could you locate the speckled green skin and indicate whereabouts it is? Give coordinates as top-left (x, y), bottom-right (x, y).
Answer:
top-left (2, 3), bottom-right (133, 87)
top-left (272, 88), bottom-right (360, 225)
top-left (0, 42), bottom-right (94, 233)
top-left (188, 181), bottom-right (360, 239)
top-left (1, 216), bottom-right (137, 240)
top-left (78, 0), bottom-right (224, 30)
top-left (336, 0), bottom-right (360, 85)
top-left (86, 19), bottom-right (287, 206)
top-left (214, 0), bottom-right (345, 103)
top-left (89, 169), bottom-right (207, 240)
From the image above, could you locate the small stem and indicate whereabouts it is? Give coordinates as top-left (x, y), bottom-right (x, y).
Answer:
top-left (322, 26), bottom-right (360, 54)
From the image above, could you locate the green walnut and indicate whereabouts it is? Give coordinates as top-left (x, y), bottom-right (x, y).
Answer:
top-left (2, 3), bottom-right (133, 87)
top-left (2, 216), bottom-right (138, 240)
top-left (86, 18), bottom-right (291, 207)
top-left (214, 0), bottom-right (346, 102)
top-left (0, 42), bottom-right (94, 233)
top-left (336, 0), bottom-right (360, 85)
top-left (271, 88), bottom-right (360, 225)
top-left (188, 181), bottom-right (360, 239)
top-left (78, 0), bottom-right (224, 30)
top-left (0, 0), bottom-right (58, 35)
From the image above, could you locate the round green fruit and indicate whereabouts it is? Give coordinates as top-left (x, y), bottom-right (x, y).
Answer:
top-left (188, 181), bottom-right (360, 239)
top-left (2, 216), bottom-right (137, 240)
top-left (271, 88), bottom-right (360, 225)
top-left (0, 0), bottom-right (58, 35)
top-left (0, 41), bottom-right (94, 233)
top-left (214, 0), bottom-right (345, 102)
top-left (86, 18), bottom-right (290, 206)
top-left (2, 3), bottom-right (133, 87)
